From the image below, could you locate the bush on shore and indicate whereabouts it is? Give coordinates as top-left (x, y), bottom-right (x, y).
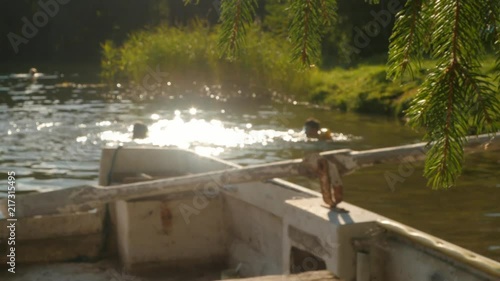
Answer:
top-left (101, 23), bottom-right (310, 97)
top-left (101, 24), bottom-right (497, 116)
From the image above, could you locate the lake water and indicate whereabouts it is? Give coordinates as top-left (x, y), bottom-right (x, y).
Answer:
top-left (0, 67), bottom-right (499, 261)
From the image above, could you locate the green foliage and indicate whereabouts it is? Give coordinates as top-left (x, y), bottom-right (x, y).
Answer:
top-left (288, 0), bottom-right (337, 66)
top-left (100, 40), bottom-right (121, 83)
top-left (307, 63), bottom-right (422, 114)
top-left (497, 39), bottom-right (500, 92)
top-left (183, 0), bottom-right (339, 67)
top-left (388, 0), bottom-right (500, 188)
top-left (386, 0), bottom-right (428, 79)
top-left (100, 23), bottom-right (310, 95)
top-left (262, 0), bottom-right (290, 36)
top-left (218, 0), bottom-right (258, 59)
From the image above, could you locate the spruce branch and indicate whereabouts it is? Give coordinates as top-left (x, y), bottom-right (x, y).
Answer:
top-left (488, 0), bottom-right (500, 89)
top-left (319, 0), bottom-right (337, 26)
top-left (462, 68), bottom-right (499, 134)
top-left (387, 0), bottom-right (427, 80)
top-left (404, 0), bottom-right (498, 188)
top-left (289, 0), bottom-right (321, 66)
top-left (289, 0), bottom-right (337, 67)
top-left (183, 0), bottom-right (200, 4)
top-left (218, 0), bottom-right (258, 59)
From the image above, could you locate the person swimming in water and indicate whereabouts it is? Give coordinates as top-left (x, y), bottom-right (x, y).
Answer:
top-left (132, 122), bottom-right (148, 139)
top-left (29, 68), bottom-right (38, 83)
top-left (304, 118), bottom-right (332, 140)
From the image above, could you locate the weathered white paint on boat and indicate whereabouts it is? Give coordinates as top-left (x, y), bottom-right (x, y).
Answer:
top-left (1, 146), bottom-right (499, 281)
top-left (0, 208), bottom-right (105, 263)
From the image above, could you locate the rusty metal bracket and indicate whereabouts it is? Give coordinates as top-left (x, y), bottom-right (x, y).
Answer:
top-left (299, 154), bottom-right (344, 208)
top-left (318, 157), bottom-right (343, 208)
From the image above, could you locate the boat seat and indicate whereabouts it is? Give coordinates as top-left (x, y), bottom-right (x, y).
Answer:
top-left (109, 170), bottom-right (188, 184)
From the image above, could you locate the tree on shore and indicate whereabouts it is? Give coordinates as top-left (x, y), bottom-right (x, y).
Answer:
top-left (185, 0), bottom-right (499, 189)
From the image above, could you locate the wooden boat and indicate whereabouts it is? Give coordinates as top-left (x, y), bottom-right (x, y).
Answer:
top-left (1, 134), bottom-right (499, 281)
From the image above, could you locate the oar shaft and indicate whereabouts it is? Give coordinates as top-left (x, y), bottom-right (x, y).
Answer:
top-left (4, 159), bottom-right (306, 218)
top-left (323, 133), bottom-right (498, 169)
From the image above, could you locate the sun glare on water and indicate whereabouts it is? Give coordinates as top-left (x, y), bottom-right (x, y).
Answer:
top-left (97, 108), bottom-right (355, 157)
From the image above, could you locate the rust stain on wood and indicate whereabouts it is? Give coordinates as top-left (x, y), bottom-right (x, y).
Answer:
top-left (160, 203), bottom-right (173, 234)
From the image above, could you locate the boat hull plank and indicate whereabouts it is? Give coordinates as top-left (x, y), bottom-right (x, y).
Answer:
top-left (220, 270), bottom-right (342, 280)
top-left (225, 195), bottom-right (285, 276)
top-left (114, 196), bottom-right (228, 272)
top-left (284, 198), bottom-right (383, 280)
top-left (0, 260), bottom-right (225, 281)
top-left (285, 197), bottom-right (500, 281)
top-left (0, 209), bottom-right (105, 264)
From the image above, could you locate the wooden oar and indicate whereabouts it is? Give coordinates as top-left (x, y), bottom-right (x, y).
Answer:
top-left (1, 154), bottom-right (330, 218)
top-left (337, 133), bottom-right (499, 169)
top-left (1, 133), bottom-right (497, 219)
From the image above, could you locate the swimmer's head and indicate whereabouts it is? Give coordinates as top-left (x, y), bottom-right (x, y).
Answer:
top-left (132, 122), bottom-right (148, 139)
top-left (29, 68), bottom-right (37, 76)
top-left (304, 118), bottom-right (320, 138)
top-left (29, 68), bottom-right (38, 82)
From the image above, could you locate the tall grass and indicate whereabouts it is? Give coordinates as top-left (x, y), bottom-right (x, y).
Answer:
top-left (306, 57), bottom-right (498, 116)
top-left (101, 25), bottom-right (497, 116)
top-left (306, 65), bottom-right (422, 115)
top-left (101, 23), bottom-right (310, 96)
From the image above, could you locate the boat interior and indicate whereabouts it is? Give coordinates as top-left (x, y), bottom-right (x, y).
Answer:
top-left (1, 147), bottom-right (499, 281)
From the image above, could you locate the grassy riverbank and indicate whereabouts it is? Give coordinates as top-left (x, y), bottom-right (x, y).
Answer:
top-left (101, 23), bottom-right (309, 97)
top-left (307, 56), bottom-right (498, 116)
top-left (101, 25), bottom-right (498, 116)
top-left (307, 64), bottom-right (421, 115)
